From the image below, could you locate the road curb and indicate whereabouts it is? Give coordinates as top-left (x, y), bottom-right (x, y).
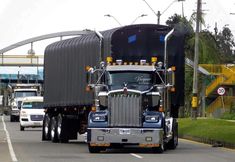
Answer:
top-left (179, 135), bottom-right (235, 149)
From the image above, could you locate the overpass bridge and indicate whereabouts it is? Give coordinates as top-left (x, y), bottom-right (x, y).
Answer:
top-left (0, 30), bottom-right (92, 66)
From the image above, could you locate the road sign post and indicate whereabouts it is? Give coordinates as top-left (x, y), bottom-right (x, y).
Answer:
top-left (217, 87), bottom-right (226, 112)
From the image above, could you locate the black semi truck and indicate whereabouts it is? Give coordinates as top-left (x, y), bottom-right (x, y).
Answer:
top-left (42, 24), bottom-right (185, 153)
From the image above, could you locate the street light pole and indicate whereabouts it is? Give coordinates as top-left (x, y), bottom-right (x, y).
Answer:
top-left (131, 14), bottom-right (147, 24)
top-left (192, 0), bottom-right (201, 120)
top-left (104, 14), bottom-right (122, 26)
top-left (142, 0), bottom-right (185, 24)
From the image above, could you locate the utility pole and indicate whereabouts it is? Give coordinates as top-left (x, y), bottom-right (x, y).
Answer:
top-left (192, 0), bottom-right (201, 120)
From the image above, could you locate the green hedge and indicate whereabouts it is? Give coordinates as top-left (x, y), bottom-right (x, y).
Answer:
top-left (178, 118), bottom-right (235, 144)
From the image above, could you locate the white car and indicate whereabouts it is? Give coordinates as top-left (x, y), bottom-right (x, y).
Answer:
top-left (20, 96), bottom-right (44, 131)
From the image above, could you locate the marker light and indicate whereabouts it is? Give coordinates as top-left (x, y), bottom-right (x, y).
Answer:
top-left (106, 57), bottom-right (113, 64)
top-left (151, 57), bottom-right (157, 64)
top-left (116, 60), bottom-right (123, 65)
top-left (170, 87), bottom-right (176, 92)
top-left (159, 106), bottom-right (164, 112)
top-left (85, 86), bottom-right (91, 92)
top-left (171, 66), bottom-right (176, 71)
top-left (85, 66), bottom-right (91, 71)
top-left (140, 60), bottom-right (146, 65)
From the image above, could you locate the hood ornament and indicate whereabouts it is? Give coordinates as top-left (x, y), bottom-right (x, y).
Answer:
top-left (123, 83), bottom-right (128, 95)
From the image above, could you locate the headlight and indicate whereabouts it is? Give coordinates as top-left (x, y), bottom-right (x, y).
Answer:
top-left (92, 113), bottom-right (107, 122)
top-left (145, 115), bottom-right (159, 122)
top-left (98, 96), bottom-right (108, 107)
top-left (12, 106), bottom-right (18, 110)
top-left (98, 92), bottom-right (108, 107)
top-left (20, 111), bottom-right (27, 117)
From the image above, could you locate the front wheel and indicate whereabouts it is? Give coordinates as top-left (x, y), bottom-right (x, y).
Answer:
top-left (153, 143), bottom-right (165, 153)
top-left (88, 144), bottom-right (104, 153)
top-left (10, 115), bottom-right (14, 122)
top-left (20, 125), bottom-right (24, 131)
top-left (167, 119), bottom-right (178, 149)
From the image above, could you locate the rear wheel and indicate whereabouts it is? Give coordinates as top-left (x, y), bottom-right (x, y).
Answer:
top-left (50, 116), bottom-right (59, 143)
top-left (42, 114), bottom-right (51, 141)
top-left (57, 114), bottom-right (68, 143)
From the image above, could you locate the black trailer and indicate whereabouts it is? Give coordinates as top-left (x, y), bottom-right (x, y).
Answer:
top-left (42, 24), bottom-right (185, 143)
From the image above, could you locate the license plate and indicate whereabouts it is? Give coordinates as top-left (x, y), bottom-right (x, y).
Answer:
top-left (33, 122), bottom-right (41, 125)
top-left (119, 129), bottom-right (131, 135)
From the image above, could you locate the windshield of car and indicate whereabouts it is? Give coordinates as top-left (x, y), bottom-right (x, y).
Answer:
top-left (22, 101), bottom-right (43, 109)
top-left (15, 91), bottom-right (37, 98)
top-left (107, 71), bottom-right (154, 91)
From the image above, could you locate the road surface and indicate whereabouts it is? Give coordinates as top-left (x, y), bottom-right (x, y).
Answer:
top-left (1, 115), bottom-right (235, 162)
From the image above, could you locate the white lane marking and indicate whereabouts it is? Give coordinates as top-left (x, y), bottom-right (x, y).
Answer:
top-left (130, 153), bottom-right (143, 159)
top-left (2, 115), bottom-right (18, 162)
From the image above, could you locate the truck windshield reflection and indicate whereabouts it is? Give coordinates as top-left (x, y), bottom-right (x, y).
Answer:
top-left (107, 71), bottom-right (154, 91)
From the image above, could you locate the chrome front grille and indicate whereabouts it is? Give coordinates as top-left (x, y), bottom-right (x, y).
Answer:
top-left (108, 93), bottom-right (142, 127)
top-left (30, 115), bottom-right (44, 121)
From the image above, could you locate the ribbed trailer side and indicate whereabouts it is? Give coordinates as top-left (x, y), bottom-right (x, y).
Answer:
top-left (44, 32), bottom-right (114, 108)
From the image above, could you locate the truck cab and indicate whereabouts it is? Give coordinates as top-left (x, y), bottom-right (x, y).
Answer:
top-left (87, 57), bottom-right (177, 153)
top-left (8, 84), bottom-right (41, 122)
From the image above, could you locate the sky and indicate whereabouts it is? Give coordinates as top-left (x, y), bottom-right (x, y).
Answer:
top-left (0, 0), bottom-right (235, 74)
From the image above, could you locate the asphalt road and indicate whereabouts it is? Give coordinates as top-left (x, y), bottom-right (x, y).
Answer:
top-left (1, 115), bottom-right (235, 162)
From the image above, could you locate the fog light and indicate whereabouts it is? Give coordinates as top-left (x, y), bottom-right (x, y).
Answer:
top-left (145, 137), bottom-right (152, 142)
top-left (97, 136), bottom-right (104, 141)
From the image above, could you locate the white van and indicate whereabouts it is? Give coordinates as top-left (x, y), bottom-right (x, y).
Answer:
top-left (20, 96), bottom-right (44, 131)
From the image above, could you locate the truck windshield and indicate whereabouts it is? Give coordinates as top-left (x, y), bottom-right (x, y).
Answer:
top-left (22, 102), bottom-right (43, 109)
top-left (107, 71), bottom-right (153, 91)
top-left (15, 91), bottom-right (37, 98)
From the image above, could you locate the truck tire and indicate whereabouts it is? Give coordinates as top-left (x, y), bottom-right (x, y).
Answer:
top-left (42, 114), bottom-right (51, 141)
top-left (153, 143), bottom-right (165, 153)
top-left (16, 116), bottom-right (19, 122)
top-left (10, 115), bottom-right (14, 122)
top-left (57, 114), bottom-right (68, 143)
top-left (50, 116), bottom-right (59, 143)
top-left (167, 119), bottom-right (178, 149)
top-left (20, 125), bottom-right (24, 131)
top-left (88, 144), bottom-right (103, 153)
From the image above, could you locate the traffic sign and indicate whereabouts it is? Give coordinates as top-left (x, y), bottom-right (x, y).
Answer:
top-left (217, 87), bottom-right (225, 96)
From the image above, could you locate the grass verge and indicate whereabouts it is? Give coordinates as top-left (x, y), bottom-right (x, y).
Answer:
top-left (178, 118), bottom-right (235, 148)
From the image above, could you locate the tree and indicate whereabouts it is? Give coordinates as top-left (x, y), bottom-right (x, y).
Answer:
top-left (166, 14), bottom-right (193, 35)
top-left (216, 26), bottom-right (235, 63)
top-left (166, 14), bottom-right (222, 117)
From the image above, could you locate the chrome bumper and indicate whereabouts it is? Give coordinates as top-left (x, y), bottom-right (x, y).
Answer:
top-left (88, 128), bottom-right (163, 145)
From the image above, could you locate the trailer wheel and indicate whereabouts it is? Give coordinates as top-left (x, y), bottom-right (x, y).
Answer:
top-left (88, 144), bottom-right (103, 153)
top-left (42, 114), bottom-right (51, 141)
top-left (167, 119), bottom-right (178, 149)
top-left (50, 116), bottom-right (59, 143)
top-left (57, 114), bottom-right (68, 143)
